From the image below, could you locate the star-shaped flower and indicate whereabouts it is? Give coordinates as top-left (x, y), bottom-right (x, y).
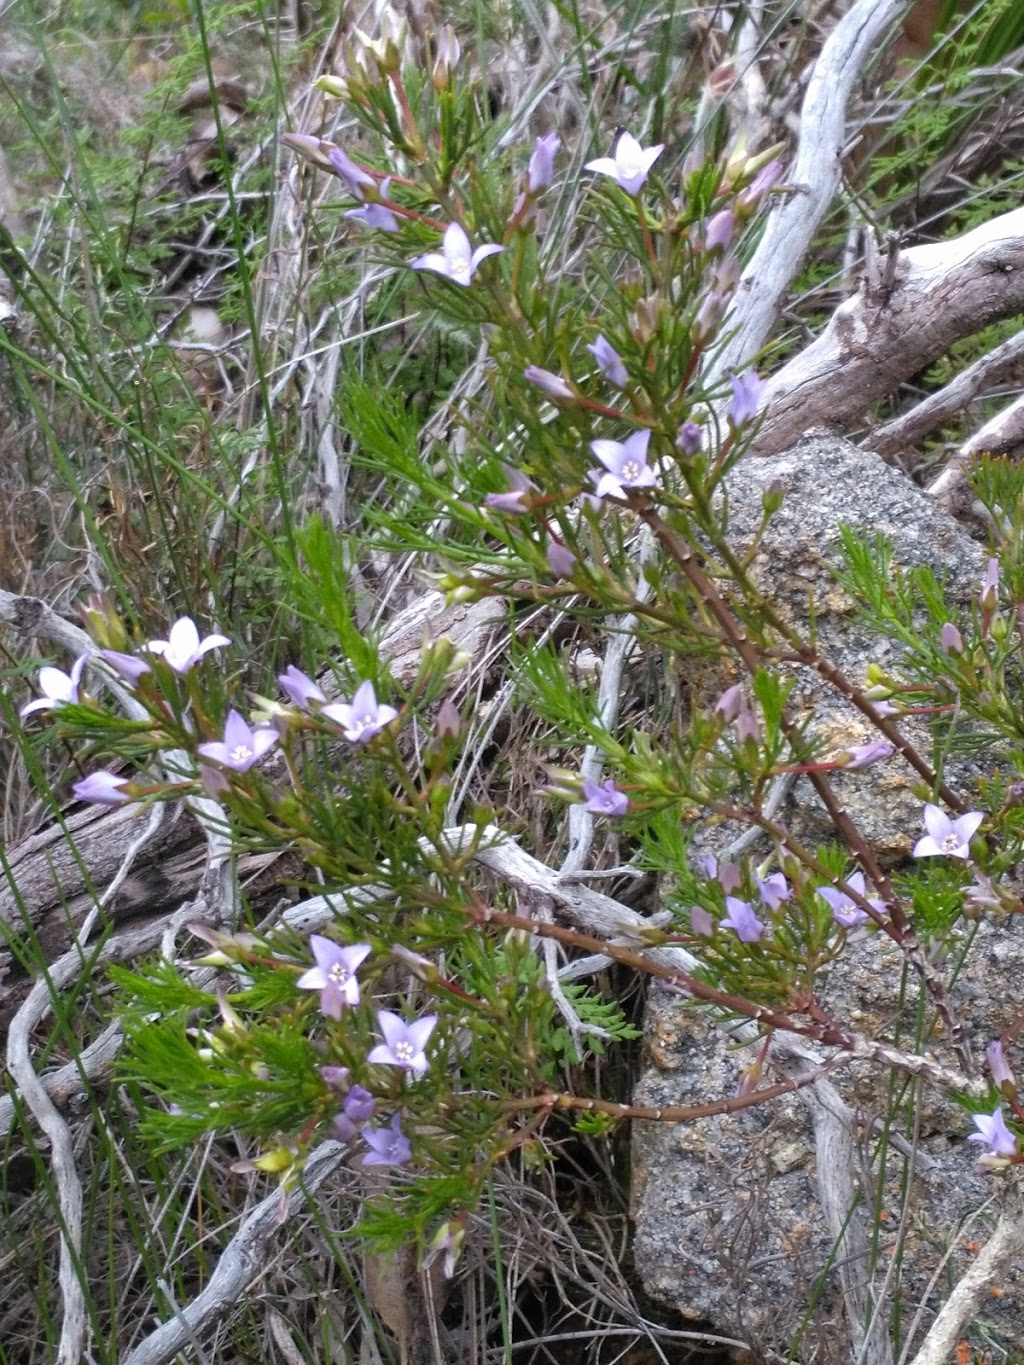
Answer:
top-left (368, 1010), bottom-right (437, 1076)
top-left (967, 1105), bottom-right (1018, 1158)
top-left (146, 617), bottom-right (230, 673)
top-left (582, 777), bottom-right (628, 817)
top-left (755, 872), bottom-right (790, 909)
top-left (322, 680), bottom-right (398, 743)
top-left (585, 132), bottom-right (663, 196)
top-left (411, 222), bottom-right (503, 287)
top-left (297, 936), bottom-right (372, 1018)
top-left (913, 804), bottom-right (983, 860)
top-left (588, 430), bottom-right (657, 501)
top-left (20, 654), bottom-right (88, 717)
top-left (362, 1112), bottom-right (412, 1167)
top-left (198, 710), bottom-right (279, 772)
top-left (721, 896), bottom-right (764, 943)
top-left (818, 871), bottom-right (884, 928)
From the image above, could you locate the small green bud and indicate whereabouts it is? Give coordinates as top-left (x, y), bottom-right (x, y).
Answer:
top-left (761, 480), bottom-right (784, 517)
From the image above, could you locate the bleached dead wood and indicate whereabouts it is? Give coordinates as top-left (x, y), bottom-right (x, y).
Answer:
top-left (707, 0), bottom-right (912, 387)
top-left (928, 391), bottom-right (1024, 507)
top-left (752, 207), bottom-right (1024, 456)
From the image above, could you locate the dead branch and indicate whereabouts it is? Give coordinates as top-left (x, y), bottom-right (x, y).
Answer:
top-left (928, 391), bottom-right (1024, 508)
top-left (752, 206), bottom-right (1024, 455)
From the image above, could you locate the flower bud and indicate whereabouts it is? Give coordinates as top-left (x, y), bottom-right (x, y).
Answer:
top-left (761, 480), bottom-right (784, 517)
top-left (315, 73), bottom-right (351, 99)
top-left (939, 622), bottom-right (964, 654)
top-left (431, 25), bottom-right (461, 91)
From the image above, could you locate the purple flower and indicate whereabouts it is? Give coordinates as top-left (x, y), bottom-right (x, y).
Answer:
top-left (322, 680), bottom-right (398, 743)
top-left (704, 209), bottom-right (733, 252)
top-left (843, 741), bottom-right (894, 770)
top-left (198, 710), bottom-right (279, 772)
top-left (967, 1105), bottom-right (1018, 1158)
top-left (20, 654), bottom-right (88, 717)
top-left (586, 335), bottom-right (628, 388)
top-left (100, 649), bottom-right (152, 684)
top-left (327, 146), bottom-right (376, 199)
top-left (582, 777), bottom-right (628, 817)
top-left (585, 132), bottom-right (663, 196)
top-left (362, 1112), bottom-right (412, 1167)
top-left (677, 421), bottom-right (703, 455)
top-left (342, 1084), bottom-right (377, 1122)
top-left (527, 133), bottom-right (560, 193)
top-left (280, 132), bottom-right (336, 169)
top-left (913, 804), bottom-right (983, 860)
top-left (524, 366), bottom-right (575, 401)
top-left (966, 872), bottom-right (1001, 913)
top-left (698, 854), bottom-right (741, 893)
top-left (737, 158), bottom-right (784, 212)
top-left (588, 430), bottom-right (657, 500)
top-left (690, 905), bottom-right (714, 936)
top-left (728, 369), bottom-right (765, 426)
top-left (411, 222), bottom-right (503, 287)
top-left (73, 771), bottom-right (132, 806)
top-left (346, 200), bottom-right (400, 232)
top-left (546, 541), bottom-right (577, 577)
top-left (818, 871), bottom-right (884, 928)
top-left (319, 1065), bottom-right (350, 1088)
top-left (987, 1042), bottom-right (1016, 1090)
top-left (755, 872), bottom-right (790, 909)
top-left (146, 617), bottom-right (230, 673)
top-left (980, 558), bottom-right (999, 610)
top-left (714, 685), bottom-right (744, 722)
top-left (368, 1010), bottom-right (437, 1076)
top-left (297, 936), bottom-right (371, 1018)
top-left (485, 465), bottom-right (536, 514)
top-left (940, 622), bottom-right (964, 655)
top-left (721, 897), bottom-right (763, 943)
top-left (279, 665), bottom-right (326, 709)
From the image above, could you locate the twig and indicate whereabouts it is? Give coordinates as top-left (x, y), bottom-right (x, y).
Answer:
top-left (120, 1142), bottom-right (348, 1365)
top-left (904, 1179), bottom-right (1024, 1365)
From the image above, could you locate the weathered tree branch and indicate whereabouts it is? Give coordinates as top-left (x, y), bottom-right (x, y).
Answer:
top-left (752, 206), bottom-right (1024, 456)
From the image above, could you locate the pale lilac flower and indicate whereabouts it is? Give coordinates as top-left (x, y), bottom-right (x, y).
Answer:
top-left (280, 132), bottom-right (335, 169)
top-left (966, 872), bottom-right (1001, 913)
top-left (198, 710), bottom-right (279, 772)
top-left (728, 369), bottom-right (765, 426)
top-left (319, 1065), bottom-right (350, 1089)
top-left (690, 905), bottom-right (715, 936)
top-left (818, 871), bottom-right (884, 928)
top-left (704, 209), bottom-right (733, 252)
top-left (987, 1042), bottom-right (1016, 1090)
top-left (737, 158), bottom-right (783, 211)
top-left (677, 421), bottom-right (703, 455)
top-left (423, 1219), bottom-right (466, 1278)
top-left (21, 654), bottom-right (88, 717)
top-left (524, 366), bottom-right (575, 401)
top-left (585, 132), bottom-right (663, 196)
top-left (582, 777), bottom-right (628, 817)
top-left (967, 1105), bottom-right (1018, 1158)
top-left (843, 741), bottom-right (894, 770)
top-left (586, 335), bottom-right (628, 388)
top-left (871, 700), bottom-right (900, 718)
top-left (343, 1084), bottom-right (377, 1121)
top-left (546, 541), bottom-right (577, 577)
top-left (697, 854), bottom-right (741, 893)
top-left (146, 617), bottom-right (230, 673)
top-left (297, 936), bottom-right (371, 1019)
top-left (714, 684), bottom-right (743, 722)
top-left (279, 665), bottom-right (326, 709)
top-left (362, 1112), bottom-right (412, 1167)
top-left (527, 133), bottom-right (560, 193)
top-left (73, 771), bottom-right (131, 805)
top-left (411, 222), bottom-right (503, 287)
top-left (327, 146), bottom-right (376, 199)
top-left (101, 649), bottom-right (152, 684)
top-left (484, 465), bottom-right (536, 514)
top-left (733, 705), bottom-right (761, 743)
top-left (588, 430), bottom-right (657, 500)
top-left (756, 872), bottom-right (790, 910)
top-left (435, 699), bottom-right (462, 738)
top-left (721, 896), bottom-right (763, 943)
top-left (940, 622), bottom-right (964, 655)
top-left (346, 200), bottom-right (400, 232)
top-left (913, 804), bottom-right (983, 860)
top-left (322, 680), bottom-right (398, 742)
top-left (368, 1010), bottom-right (437, 1076)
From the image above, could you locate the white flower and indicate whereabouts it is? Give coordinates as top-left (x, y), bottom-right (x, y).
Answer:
top-left (146, 617), bottom-right (230, 673)
top-left (585, 133), bottom-right (663, 196)
top-left (411, 223), bottom-right (503, 287)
